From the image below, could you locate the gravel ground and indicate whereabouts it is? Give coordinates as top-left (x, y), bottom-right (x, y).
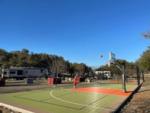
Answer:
top-left (121, 77), bottom-right (150, 113)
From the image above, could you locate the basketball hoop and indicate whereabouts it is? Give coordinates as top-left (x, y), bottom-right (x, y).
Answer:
top-left (108, 52), bottom-right (116, 67)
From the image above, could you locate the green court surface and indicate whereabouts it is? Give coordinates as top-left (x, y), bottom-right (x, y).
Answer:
top-left (0, 83), bottom-right (137, 113)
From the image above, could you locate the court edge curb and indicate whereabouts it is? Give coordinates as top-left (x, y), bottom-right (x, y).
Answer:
top-left (0, 103), bottom-right (34, 113)
top-left (113, 82), bottom-right (143, 113)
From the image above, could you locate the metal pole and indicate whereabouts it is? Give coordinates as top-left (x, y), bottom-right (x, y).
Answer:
top-left (141, 71), bottom-right (145, 82)
top-left (116, 65), bottom-right (126, 93)
top-left (122, 65), bottom-right (126, 93)
top-left (136, 67), bottom-right (140, 86)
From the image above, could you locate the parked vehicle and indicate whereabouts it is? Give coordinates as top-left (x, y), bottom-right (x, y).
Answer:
top-left (1, 67), bottom-right (48, 80)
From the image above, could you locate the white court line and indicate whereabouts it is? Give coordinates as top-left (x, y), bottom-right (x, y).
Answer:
top-left (49, 90), bottom-right (111, 110)
top-left (49, 90), bottom-right (86, 107)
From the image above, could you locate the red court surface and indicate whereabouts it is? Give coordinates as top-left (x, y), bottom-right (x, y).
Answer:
top-left (72, 87), bottom-right (131, 96)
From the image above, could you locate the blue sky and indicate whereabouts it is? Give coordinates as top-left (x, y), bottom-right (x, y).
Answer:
top-left (0, 0), bottom-right (150, 67)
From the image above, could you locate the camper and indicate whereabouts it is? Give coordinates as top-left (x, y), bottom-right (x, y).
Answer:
top-left (1, 67), bottom-right (48, 80)
top-left (94, 71), bottom-right (112, 79)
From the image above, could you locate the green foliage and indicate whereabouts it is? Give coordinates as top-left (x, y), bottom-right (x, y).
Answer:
top-left (137, 47), bottom-right (150, 71)
top-left (96, 59), bottom-right (137, 77)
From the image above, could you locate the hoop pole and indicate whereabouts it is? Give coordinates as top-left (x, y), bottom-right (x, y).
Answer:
top-left (141, 71), bottom-right (145, 82)
top-left (122, 65), bottom-right (126, 93)
top-left (136, 67), bottom-right (140, 86)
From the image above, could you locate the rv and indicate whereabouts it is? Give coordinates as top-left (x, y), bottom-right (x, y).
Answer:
top-left (1, 67), bottom-right (48, 80)
top-left (94, 71), bottom-right (112, 79)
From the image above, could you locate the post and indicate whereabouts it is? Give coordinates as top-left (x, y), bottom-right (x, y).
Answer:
top-left (136, 66), bottom-right (140, 86)
top-left (141, 71), bottom-right (145, 82)
top-left (122, 65), bottom-right (126, 93)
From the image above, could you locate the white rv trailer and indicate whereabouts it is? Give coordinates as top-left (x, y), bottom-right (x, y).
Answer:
top-left (1, 67), bottom-right (48, 79)
top-left (94, 71), bottom-right (111, 79)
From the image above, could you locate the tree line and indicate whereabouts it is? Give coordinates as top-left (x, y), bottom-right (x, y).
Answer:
top-left (137, 47), bottom-right (150, 72)
top-left (96, 59), bottom-right (138, 78)
top-left (0, 48), bottom-right (92, 76)
top-left (96, 53), bottom-right (149, 77)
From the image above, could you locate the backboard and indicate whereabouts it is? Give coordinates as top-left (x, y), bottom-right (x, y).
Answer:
top-left (108, 52), bottom-right (116, 67)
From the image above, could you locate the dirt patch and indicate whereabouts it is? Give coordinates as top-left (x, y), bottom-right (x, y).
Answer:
top-left (121, 77), bottom-right (150, 113)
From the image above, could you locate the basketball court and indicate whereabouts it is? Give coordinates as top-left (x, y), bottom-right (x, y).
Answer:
top-left (0, 82), bottom-right (137, 113)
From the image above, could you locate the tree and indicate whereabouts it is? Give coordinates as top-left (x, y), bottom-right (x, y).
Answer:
top-left (0, 49), bottom-right (9, 67)
top-left (96, 59), bottom-right (137, 78)
top-left (0, 48), bottom-right (92, 76)
top-left (21, 48), bottom-right (29, 54)
top-left (137, 48), bottom-right (150, 72)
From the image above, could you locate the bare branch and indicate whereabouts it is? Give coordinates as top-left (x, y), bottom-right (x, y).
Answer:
top-left (143, 32), bottom-right (150, 39)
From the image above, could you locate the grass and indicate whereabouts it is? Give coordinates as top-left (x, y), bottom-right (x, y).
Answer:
top-left (0, 83), bottom-right (137, 113)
